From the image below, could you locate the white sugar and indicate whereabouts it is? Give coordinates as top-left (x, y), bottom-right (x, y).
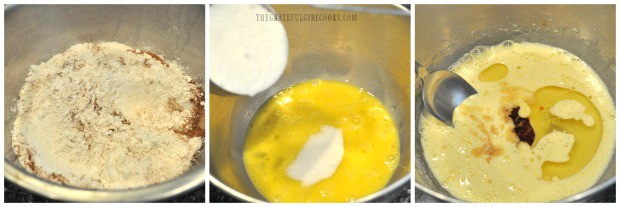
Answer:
top-left (210, 4), bottom-right (288, 96)
top-left (286, 125), bottom-right (344, 187)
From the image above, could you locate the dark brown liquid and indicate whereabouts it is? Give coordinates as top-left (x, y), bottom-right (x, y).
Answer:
top-left (508, 107), bottom-right (535, 146)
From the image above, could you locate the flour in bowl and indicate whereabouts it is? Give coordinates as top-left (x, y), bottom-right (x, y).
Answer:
top-left (11, 42), bottom-right (205, 189)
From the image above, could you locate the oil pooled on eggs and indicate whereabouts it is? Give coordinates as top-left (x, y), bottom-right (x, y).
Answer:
top-left (529, 86), bottom-right (602, 180)
top-left (479, 63), bottom-right (508, 82)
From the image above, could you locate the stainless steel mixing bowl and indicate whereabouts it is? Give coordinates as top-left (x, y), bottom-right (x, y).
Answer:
top-left (415, 5), bottom-right (615, 202)
top-left (210, 4), bottom-right (410, 202)
top-left (4, 5), bottom-right (205, 202)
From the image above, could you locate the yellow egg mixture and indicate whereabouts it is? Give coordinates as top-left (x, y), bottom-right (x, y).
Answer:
top-left (244, 79), bottom-right (400, 202)
top-left (420, 41), bottom-right (615, 202)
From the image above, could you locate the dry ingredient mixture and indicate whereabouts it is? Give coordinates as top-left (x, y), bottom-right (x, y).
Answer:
top-left (11, 42), bottom-right (205, 189)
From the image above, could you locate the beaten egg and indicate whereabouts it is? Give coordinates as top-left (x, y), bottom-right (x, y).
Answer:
top-left (244, 79), bottom-right (400, 202)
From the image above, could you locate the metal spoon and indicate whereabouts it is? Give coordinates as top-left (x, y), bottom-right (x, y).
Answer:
top-left (417, 63), bottom-right (477, 126)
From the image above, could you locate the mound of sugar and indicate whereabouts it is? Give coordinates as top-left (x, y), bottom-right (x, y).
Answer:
top-left (286, 125), bottom-right (344, 187)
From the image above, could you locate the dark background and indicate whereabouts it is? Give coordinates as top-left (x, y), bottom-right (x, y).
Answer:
top-left (4, 179), bottom-right (205, 203)
top-left (415, 184), bottom-right (615, 203)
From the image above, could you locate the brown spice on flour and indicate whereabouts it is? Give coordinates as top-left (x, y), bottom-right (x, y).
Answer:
top-left (11, 42), bottom-right (204, 189)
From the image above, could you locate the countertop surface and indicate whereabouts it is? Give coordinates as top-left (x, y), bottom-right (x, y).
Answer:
top-left (4, 179), bottom-right (205, 203)
top-left (415, 184), bottom-right (616, 203)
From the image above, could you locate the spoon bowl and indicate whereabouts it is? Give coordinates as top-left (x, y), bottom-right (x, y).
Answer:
top-left (421, 70), bottom-right (477, 126)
